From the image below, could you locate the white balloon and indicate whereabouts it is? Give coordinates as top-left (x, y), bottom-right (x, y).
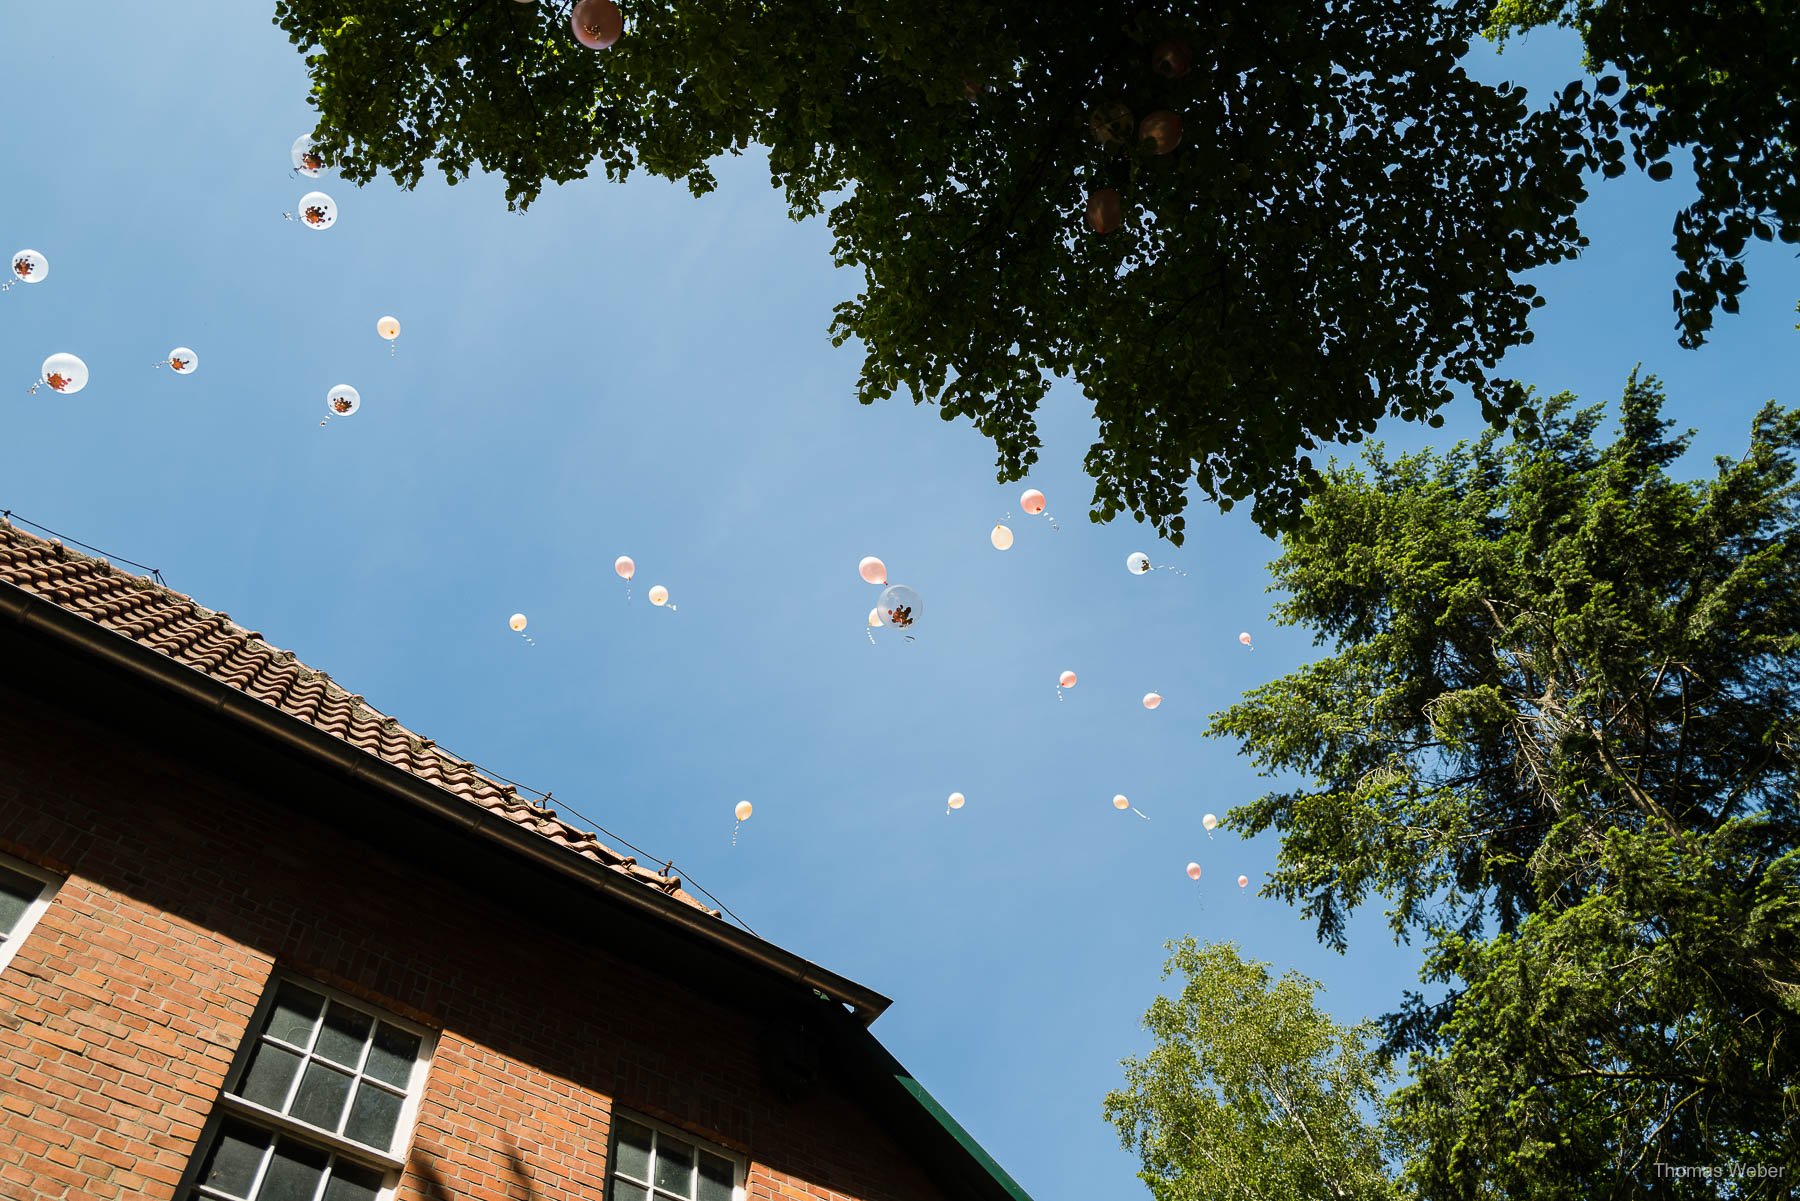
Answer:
top-left (10, 249), bottom-right (48, 284)
top-left (291, 134), bottom-right (325, 177)
top-left (868, 607), bottom-right (882, 628)
top-left (297, 191), bottom-right (337, 230)
top-left (326, 385), bottom-right (361, 416)
top-left (376, 316), bottom-right (401, 341)
top-left (40, 353), bottom-right (88, 394)
top-left (735, 800), bottom-right (753, 821)
top-left (1143, 692), bottom-right (1162, 710)
top-left (990, 523), bottom-right (1014, 551)
top-left (947, 792), bottom-right (965, 810)
top-left (876, 584), bottom-right (922, 630)
top-left (1113, 794), bottom-right (1130, 810)
top-left (509, 613), bottom-right (528, 631)
top-left (648, 585), bottom-right (669, 606)
top-left (1127, 551), bottom-right (1151, 574)
top-left (167, 348), bottom-right (198, 375)
top-left (1203, 813), bottom-right (1219, 830)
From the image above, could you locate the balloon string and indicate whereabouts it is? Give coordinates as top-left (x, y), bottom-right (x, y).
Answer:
top-left (1133, 807), bottom-right (1151, 820)
top-left (731, 821), bottom-right (740, 847)
top-left (867, 626), bottom-right (876, 645)
top-left (518, 630), bottom-right (535, 647)
top-left (1156, 564), bottom-right (1188, 577)
top-left (1056, 686), bottom-right (1063, 700)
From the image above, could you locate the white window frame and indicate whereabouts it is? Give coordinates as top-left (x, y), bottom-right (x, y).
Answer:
top-left (183, 973), bottom-right (438, 1201)
top-left (607, 1109), bottom-right (749, 1201)
top-left (0, 849), bottom-right (62, 978)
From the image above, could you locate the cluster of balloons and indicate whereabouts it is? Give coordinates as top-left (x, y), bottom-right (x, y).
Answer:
top-left (858, 556), bottom-right (922, 642)
top-left (290, 135), bottom-right (339, 231)
top-left (612, 555), bottom-right (674, 609)
top-left (990, 486), bottom-right (1058, 550)
top-left (1084, 40), bottom-right (1191, 235)
top-left (615, 554), bottom-right (676, 612)
top-left (15, 250), bottom-right (202, 393)
top-left (10, 250), bottom-right (90, 397)
top-left (1184, 812), bottom-right (1251, 890)
top-left (286, 134), bottom-right (402, 425)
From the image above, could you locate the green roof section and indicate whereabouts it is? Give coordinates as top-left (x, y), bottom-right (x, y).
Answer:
top-left (829, 1001), bottom-right (1037, 1201)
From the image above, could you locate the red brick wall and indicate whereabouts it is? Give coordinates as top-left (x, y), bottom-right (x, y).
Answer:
top-left (0, 678), bottom-right (952, 1201)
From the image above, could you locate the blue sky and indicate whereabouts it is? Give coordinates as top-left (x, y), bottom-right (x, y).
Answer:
top-left (2, 5), bottom-right (1796, 1197)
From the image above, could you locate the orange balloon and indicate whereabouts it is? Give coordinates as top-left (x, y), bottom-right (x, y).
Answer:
top-left (1139, 110), bottom-right (1184, 155)
top-left (1151, 40), bottom-right (1192, 79)
top-left (1087, 189), bottom-right (1122, 234)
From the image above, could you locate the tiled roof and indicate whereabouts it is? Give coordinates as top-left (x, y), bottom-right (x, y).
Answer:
top-left (0, 517), bottom-right (716, 916)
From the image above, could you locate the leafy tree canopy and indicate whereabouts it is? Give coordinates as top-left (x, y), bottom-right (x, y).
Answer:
top-left (1207, 373), bottom-right (1800, 1187)
top-left (1105, 938), bottom-right (1405, 1201)
top-left (272, 0), bottom-right (1600, 538)
top-left (1486, 0), bottom-right (1800, 347)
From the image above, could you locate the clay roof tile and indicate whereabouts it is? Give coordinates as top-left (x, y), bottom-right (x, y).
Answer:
top-left (0, 520), bottom-right (716, 917)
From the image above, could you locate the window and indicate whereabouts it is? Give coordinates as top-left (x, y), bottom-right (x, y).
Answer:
top-left (185, 977), bottom-right (435, 1201)
top-left (0, 851), bottom-right (61, 977)
top-left (608, 1113), bottom-right (745, 1201)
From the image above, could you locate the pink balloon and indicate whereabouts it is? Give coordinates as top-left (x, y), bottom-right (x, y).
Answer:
top-left (614, 556), bottom-right (635, 580)
top-left (1059, 670), bottom-right (1077, 689)
top-left (1237, 874), bottom-right (1249, 888)
top-left (859, 556), bottom-right (887, 585)
top-left (1185, 862), bottom-right (1202, 880)
top-left (1020, 489), bottom-right (1046, 515)
top-left (1143, 692), bottom-right (1162, 710)
top-left (570, 0), bottom-right (623, 48)
top-left (1238, 632), bottom-right (1253, 646)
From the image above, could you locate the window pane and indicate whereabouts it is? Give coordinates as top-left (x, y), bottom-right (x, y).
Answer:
top-left (290, 1062), bottom-right (354, 1131)
top-left (343, 1081), bottom-right (403, 1150)
top-left (614, 1119), bottom-right (653, 1182)
top-left (257, 1139), bottom-right (329, 1201)
top-left (265, 982), bottom-right (325, 1047)
top-left (314, 1004), bottom-right (373, 1069)
top-left (237, 1043), bottom-right (302, 1110)
top-left (613, 1182), bottom-right (650, 1201)
top-left (0, 864), bottom-right (39, 934)
top-left (322, 1161), bottom-right (385, 1201)
top-left (654, 1134), bottom-right (696, 1196)
top-left (196, 1119), bottom-right (269, 1198)
top-left (698, 1152), bottom-right (733, 1201)
top-left (363, 1022), bottom-right (420, 1088)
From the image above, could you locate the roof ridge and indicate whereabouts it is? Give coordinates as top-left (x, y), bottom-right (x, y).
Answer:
top-left (0, 516), bottom-right (717, 917)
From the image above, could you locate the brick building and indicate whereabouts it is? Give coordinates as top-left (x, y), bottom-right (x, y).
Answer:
top-left (0, 518), bottom-right (1033, 1201)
